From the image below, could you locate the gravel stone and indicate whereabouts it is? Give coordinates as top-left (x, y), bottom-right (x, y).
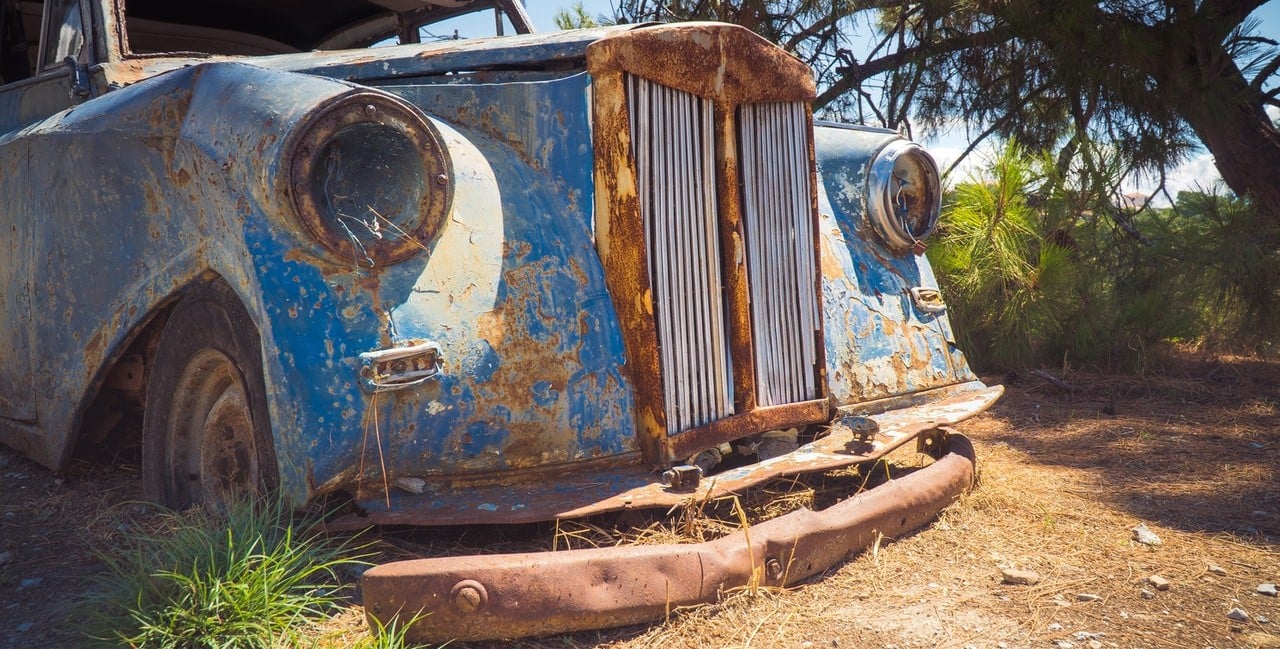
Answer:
top-left (1001, 568), bottom-right (1041, 585)
top-left (1208, 564), bottom-right (1228, 576)
top-left (1147, 575), bottom-right (1171, 591)
top-left (1258, 583), bottom-right (1278, 597)
top-left (1227, 607), bottom-right (1250, 622)
top-left (1078, 593), bottom-right (1103, 602)
top-left (0, 551), bottom-right (12, 566)
top-left (1141, 589), bottom-right (1156, 599)
top-left (1132, 523), bottom-right (1162, 546)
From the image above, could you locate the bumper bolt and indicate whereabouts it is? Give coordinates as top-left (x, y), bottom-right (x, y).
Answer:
top-left (765, 557), bottom-right (783, 581)
top-left (450, 580), bottom-right (488, 614)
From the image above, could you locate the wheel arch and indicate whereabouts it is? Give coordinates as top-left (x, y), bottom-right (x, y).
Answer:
top-left (62, 271), bottom-right (266, 472)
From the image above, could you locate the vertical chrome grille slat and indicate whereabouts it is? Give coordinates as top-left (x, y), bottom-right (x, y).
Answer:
top-left (628, 75), bottom-right (733, 433)
top-left (739, 101), bottom-right (821, 407)
top-left (790, 105), bottom-right (820, 399)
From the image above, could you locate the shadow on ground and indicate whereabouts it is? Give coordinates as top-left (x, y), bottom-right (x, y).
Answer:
top-left (977, 356), bottom-right (1280, 542)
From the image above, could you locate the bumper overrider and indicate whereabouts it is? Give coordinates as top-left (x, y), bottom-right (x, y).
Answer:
top-left (361, 385), bottom-right (998, 642)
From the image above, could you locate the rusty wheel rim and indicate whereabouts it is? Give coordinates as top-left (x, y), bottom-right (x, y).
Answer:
top-left (169, 348), bottom-right (260, 506)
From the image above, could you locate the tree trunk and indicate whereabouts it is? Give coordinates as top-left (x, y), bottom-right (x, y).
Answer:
top-left (1179, 84), bottom-right (1280, 219)
top-left (1160, 23), bottom-right (1280, 219)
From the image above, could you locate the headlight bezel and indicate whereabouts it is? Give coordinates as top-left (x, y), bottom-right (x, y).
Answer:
top-left (287, 91), bottom-right (452, 266)
top-left (866, 140), bottom-right (942, 255)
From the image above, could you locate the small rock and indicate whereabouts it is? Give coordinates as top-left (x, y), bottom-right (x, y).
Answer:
top-left (1141, 589), bottom-right (1156, 599)
top-left (1251, 510), bottom-right (1272, 520)
top-left (1048, 622), bottom-right (1064, 631)
top-left (1257, 615), bottom-right (1270, 624)
top-left (16, 578), bottom-right (41, 591)
top-left (1209, 564), bottom-right (1228, 576)
top-left (1078, 593), bottom-right (1103, 602)
top-left (1258, 583), bottom-right (1278, 597)
top-left (801, 643), bottom-right (814, 648)
top-left (998, 643), bottom-right (1008, 649)
top-left (394, 476), bottom-right (426, 494)
top-left (1088, 642), bottom-right (1102, 649)
top-left (1054, 641), bottom-right (1074, 649)
top-left (1132, 523), bottom-right (1162, 546)
top-left (1228, 607), bottom-right (1251, 622)
top-left (1002, 568), bottom-right (1041, 585)
top-left (1147, 575), bottom-right (1171, 591)
top-left (15, 622), bottom-right (31, 633)
top-left (1120, 611), bottom-right (1130, 620)
top-left (0, 551), bottom-right (12, 566)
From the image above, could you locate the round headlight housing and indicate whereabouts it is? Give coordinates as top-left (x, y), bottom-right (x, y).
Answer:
top-left (866, 140), bottom-right (942, 255)
top-left (288, 92), bottom-right (451, 266)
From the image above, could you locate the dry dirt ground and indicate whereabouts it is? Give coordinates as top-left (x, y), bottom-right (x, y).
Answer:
top-left (1, 355), bottom-right (1278, 648)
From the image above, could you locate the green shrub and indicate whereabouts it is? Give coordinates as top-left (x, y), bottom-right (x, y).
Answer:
top-left (929, 140), bottom-right (1278, 370)
top-left (929, 142), bottom-right (1080, 369)
top-left (81, 500), bottom-right (369, 649)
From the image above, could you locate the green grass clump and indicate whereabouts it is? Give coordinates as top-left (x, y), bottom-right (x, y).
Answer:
top-left (81, 499), bottom-right (368, 648)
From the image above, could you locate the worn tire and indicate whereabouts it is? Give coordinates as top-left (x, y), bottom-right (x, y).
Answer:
top-left (142, 280), bottom-right (278, 509)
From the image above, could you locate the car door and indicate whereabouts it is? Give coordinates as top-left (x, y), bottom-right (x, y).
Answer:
top-left (0, 0), bottom-right (90, 424)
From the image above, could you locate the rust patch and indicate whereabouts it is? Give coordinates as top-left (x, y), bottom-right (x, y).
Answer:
top-left (586, 23), bottom-right (815, 104)
top-left (591, 69), bottom-right (667, 462)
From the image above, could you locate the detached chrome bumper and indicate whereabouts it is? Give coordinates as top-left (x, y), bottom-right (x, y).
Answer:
top-left (362, 431), bottom-right (977, 642)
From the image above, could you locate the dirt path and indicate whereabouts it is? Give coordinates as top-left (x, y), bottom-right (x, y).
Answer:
top-left (2, 356), bottom-right (1278, 648)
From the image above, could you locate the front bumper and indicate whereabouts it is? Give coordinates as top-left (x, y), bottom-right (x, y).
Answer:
top-left (362, 429), bottom-right (979, 642)
top-left (331, 382), bottom-right (1002, 528)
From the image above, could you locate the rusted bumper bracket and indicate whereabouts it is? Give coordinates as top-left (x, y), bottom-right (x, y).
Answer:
top-left (362, 431), bottom-right (977, 642)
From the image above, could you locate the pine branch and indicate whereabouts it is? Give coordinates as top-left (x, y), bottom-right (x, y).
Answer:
top-left (1250, 53), bottom-right (1280, 92)
top-left (814, 24), bottom-right (1018, 109)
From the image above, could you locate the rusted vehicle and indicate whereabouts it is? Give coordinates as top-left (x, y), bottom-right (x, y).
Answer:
top-left (0, 0), bottom-right (1001, 641)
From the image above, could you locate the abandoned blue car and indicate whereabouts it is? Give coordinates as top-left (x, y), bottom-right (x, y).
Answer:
top-left (0, 0), bottom-right (1002, 640)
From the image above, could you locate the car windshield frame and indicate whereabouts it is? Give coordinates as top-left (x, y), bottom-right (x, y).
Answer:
top-left (104, 0), bottom-right (534, 61)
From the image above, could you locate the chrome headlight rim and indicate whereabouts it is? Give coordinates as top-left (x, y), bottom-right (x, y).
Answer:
top-left (287, 91), bottom-right (452, 266)
top-left (866, 140), bottom-right (942, 255)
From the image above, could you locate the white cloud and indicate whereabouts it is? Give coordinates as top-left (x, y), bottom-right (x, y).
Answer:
top-left (1125, 153), bottom-right (1225, 205)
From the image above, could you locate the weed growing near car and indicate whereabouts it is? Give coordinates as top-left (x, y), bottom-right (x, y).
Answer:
top-left (78, 499), bottom-right (372, 648)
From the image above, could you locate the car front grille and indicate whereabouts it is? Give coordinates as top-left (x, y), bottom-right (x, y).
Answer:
top-left (625, 75), bottom-right (820, 432)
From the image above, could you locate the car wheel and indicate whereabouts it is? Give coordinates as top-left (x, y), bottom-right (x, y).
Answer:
top-left (142, 280), bottom-right (278, 509)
